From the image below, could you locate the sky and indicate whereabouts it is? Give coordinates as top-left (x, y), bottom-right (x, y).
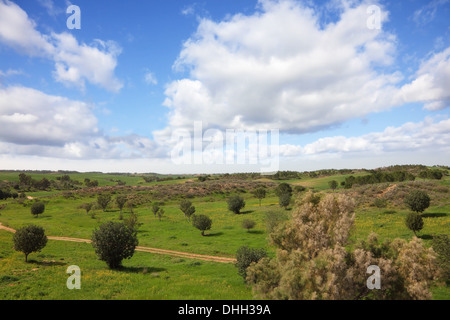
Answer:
top-left (0, 0), bottom-right (449, 174)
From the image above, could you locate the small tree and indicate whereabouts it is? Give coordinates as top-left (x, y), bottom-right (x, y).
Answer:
top-left (151, 203), bottom-right (160, 217)
top-left (13, 225), bottom-right (48, 262)
top-left (180, 199), bottom-right (196, 221)
top-left (31, 202), bottom-right (45, 218)
top-left (275, 183), bottom-right (292, 197)
top-left (235, 246), bottom-right (267, 280)
top-left (116, 195), bottom-right (128, 214)
top-left (91, 222), bottom-right (138, 269)
top-left (192, 214), bottom-right (212, 236)
top-left (279, 192), bottom-right (291, 210)
top-left (404, 190), bottom-right (430, 213)
top-left (432, 234), bottom-right (450, 282)
top-left (157, 208), bottom-right (165, 221)
top-left (80, 202), bottom-right (94, 215)
top-left (328, 180), bottom-right (338, 191)
top-left (405, 212), bottom-right (424, 236)
top-left (124, 211), bottom-right (141, 232)
top-left (227, 195), bottom-right (246, 214)
top-left (97, 194), bottom-right (112, 212)
top-left (242, 219), bottom-right (256, 232)
top-left (253, 187), bottom-right (266, 206)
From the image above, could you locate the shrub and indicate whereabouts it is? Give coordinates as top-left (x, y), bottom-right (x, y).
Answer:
top-left (405, 212), bottom-right (424, 236)
top-left (253, 187), bottom-right (266, 206)
top-left (91, 222), bottom-right (138, 269)
top-left (192, 214), bottom-right (212, 236)
top-left (242, 219), bottom-right (256, 232)
top-left (179, 200), bottom-right (196, 221)
top-left (328, 180), bottom-right (338, 190)
top-left (13, 225), bottom-right (48, 262)
top-left (404, 190), bottom-right (430, 213)
top-left (432, 234), bottom-right (450, 283)
top-left (278, 192), bottom-right (291, 209)
top-left (227, 195), bottom-right (246, 214)
top-left (97, 194), bottom-right (112, 212)
top-left (30, 202), bottom-right (45, 218)
top-left (235, 246), bottom-right (267, 280)
top-left (372, 198), bottom-right (388, 208)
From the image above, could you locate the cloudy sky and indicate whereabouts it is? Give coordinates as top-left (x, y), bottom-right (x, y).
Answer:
top-left (0, 0), bottom-right (449, 173)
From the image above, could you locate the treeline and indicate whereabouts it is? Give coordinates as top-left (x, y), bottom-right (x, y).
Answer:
top-left (343, 171), bottom-right (416, 188)
top-left (143, 175), bottom-right (186, 183)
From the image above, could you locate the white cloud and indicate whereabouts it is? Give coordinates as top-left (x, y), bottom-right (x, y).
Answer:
top-left (0, 0), bottom-right (123, 92)
top-left (399, 47), bottom-right (450, 111)
top-left (162, 0), bottom-right (400, 135)
top-left (144, 70), bottom-right (158, 85)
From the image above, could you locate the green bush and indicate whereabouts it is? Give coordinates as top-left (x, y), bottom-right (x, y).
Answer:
top-left (227, 195), bottom-right (246, 214)
top-left (192, 214), bottom-right (212, 236)
top-left (405, 212), bottom-right (424, 236)
top-left (235, 246), bottom-right (267, 280)
top-left (404, 190), bottom-right (430, 213)
top-left (13, 225), bottom-right (48, 262)
top-left (30, 202), bottom-right (45, 218)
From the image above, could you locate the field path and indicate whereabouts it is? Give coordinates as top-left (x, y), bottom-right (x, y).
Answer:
top-left (0, 223), bottom-right (236, 264)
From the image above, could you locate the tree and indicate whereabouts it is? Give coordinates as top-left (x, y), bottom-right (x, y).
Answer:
top-left (235, 246), bottom-right (267, 280)
top-left (405, 212), bottom-right (424, 236)
top-left (227, 195), bottom-right (246, 214)
top-left (246, 193), bottom-right (439, 300)
top-left (253, 187), bottom-right (266, 206)
top-left (151, 202), bottom-right (160, 217)
top-left (91, 222), bottom-right (138, 269)
top-left (242, 219), bottom-right (256, 232)
top-left (116, 195), bottom-right (128, 220)
top-left (328, 180), bottom-right (338, 191)
top-left (157, 208), bottom-right (165, 221)
top-left (278, 192), bottom-right (291, 210)
top-left (275, 183), bottom-right (292, 197)
top-left (265, 210), bottom-right (288, 234)
top-left (180, 199), bottom-right (196, 221)
top-left (192, 214), bottom-right (212, 236)
top-left (124, 211), bottom-right (141, 232)
top-left (404, 190), bottom-right (430, 213)
top-left (13, 225), bottom-right (48, 262)
top-left (97, 194), bottom-right (112, 212)
top-left (30, 202), bottom-right (45, 218)
top-left (80, 202), bottom-right (94, 215)
top-left (432, 234), bottom-right (450, 283)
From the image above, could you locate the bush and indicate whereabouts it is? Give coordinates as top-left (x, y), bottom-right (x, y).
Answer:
top-left (227, 195), bottom-right (246, 214)
top-left (405, 212), bottom-right (424, 236)
top-left (242, 219), bottom-right (256, 232)
top-left (372, 198), bottom-right (388, 208)
top-left (30, 202), bottom-right (45, 218)
top-left (432, 234), bottom-right (450, 283)
top-left (192, 214), bottom-right (212, 236)
top-left (235, 246), bottom-right (267, 280)
top-left (91, 222), bottom-right (139, 269)
top-left (278, 192), bottom-right (291, 209)
top-left (13, 225), bottom-right (48, 262)
top-left (97, 194), bottom-right (112, 212)
top-left (404, 190), bottom-right (430, 213)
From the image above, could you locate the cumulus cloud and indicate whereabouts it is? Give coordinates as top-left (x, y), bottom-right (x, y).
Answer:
top-left (280, 117), bottom-right (450, 157)
top-left (399, 47), bottom-right (450, 111)
top-left (161, 0), bottom-right (400, 135)
top-left (0, 0), bottom-right (123, 92)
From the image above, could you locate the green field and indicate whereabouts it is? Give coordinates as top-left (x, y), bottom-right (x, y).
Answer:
top-left (0, 169), bottom-right (449, 300)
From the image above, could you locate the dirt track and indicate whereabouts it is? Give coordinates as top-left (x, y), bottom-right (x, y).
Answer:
top-left (0, 223), bottom-right (236, 264)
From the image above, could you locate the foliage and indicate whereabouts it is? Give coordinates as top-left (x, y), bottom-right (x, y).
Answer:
top-left (152, 202), bottom-right (160, 217)
top-left (91, 222), bottom-right (139, 269)
top-left (227, 195), bottom-right (246, 214)
top-left (253, 187), bottom-right (266, 206)
top-left (278, 192), bottom-right (291, 209)
top-left (344, 171), bottom-right (415, 188)
top-left (242, 219), bottom-right (256, 232)
top-left (116, 195), bottom-right (128, 212)
top-left (192, 214), bottom-right (212, 236)
top-left (275, 183), bottom-right (292, 197)
top-left (97, 194), bottom-right (112, 212)
top-left (13, 224), bottom-right (48, 262)
top-left (247, 193), bottom-right (440, 300)
top-left (404, 190), bottom-right (431, 213)
top-left (79, 202), bottom-right (94, 215)
top-left (235, 246), bottom-right (267, 280)
top-left (157, 208), bottom-right (165, 221)
top-left (180, 199), bottom-right (196, 221)
top-left (328, 180), bottom-right (338, 190)
top-left (265, 210), bottom-right (289, 234)
top-left (432, 234), bottom-right (450, 283)
top-left (30, 202), bottom-right (45, 218)
top-left (405, 212), bottom-right (424, 236)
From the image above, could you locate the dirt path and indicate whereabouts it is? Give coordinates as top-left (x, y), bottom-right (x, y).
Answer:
top-left (0, 223), bottom-right (236, 264)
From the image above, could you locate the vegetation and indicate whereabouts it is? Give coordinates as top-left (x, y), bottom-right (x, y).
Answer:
top-left (91, 222), bottom-right (139, 269)
top-left (227, 195), bottom-right (246, 214)
top-left (192, 214), bottom-right (212, 236)
top-left (404, 190), bottom-right (431, 213)
top-left (242, 219), bottom-right (256, 232)
top-left (179, 200), bottom-right (196, 221)
top-left (235, 246), bottom-right (267, 280)
top-left (253, 187), bottom-right (266, 206)
top-left (30, 202), bottom-right (45, 218)
top-left (405, 212), bottom-right (424, 236)
top-left (97, 194), bottom-right (112, 212)
top-left (13, 225), bottom-right (48, 262)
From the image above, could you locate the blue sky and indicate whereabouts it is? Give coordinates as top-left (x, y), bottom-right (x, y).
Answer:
top-left (0, 0), bottom-right (449, 173)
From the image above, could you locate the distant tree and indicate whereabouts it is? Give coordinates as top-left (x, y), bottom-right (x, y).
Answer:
top-left (179, 200), bottom-right (196, 221)
top-left (30, 202), bottom-right (45, 218)
top-left (151, 202), bottom-right (160, 217)
top-left (275, 183), bottom-right (292, 197)
top-left (116, 195), bottom-right (128, 219)
top-left (38, 178), bottom-right (51, 190)
top-left (242, 219), bottom-right (256, 232)
top-left (91, 222), bottom-right (138, 269)
top-left (278, 192), bottom-right (291, 210)
top-left (265, 210), bottom-right (289, 234)
top-left (97, 194), bottom-right (112, 212)
top-left (80, 202), bottom-right (94, 215)
top-left (235, 246), bottom-right (267, 280)
top-left (404, 190), bottom-right (431, 213)
top-left (124, 211), bottom-right (141, 232)
top-left (253, 188), bottom-right (266, 206)
top-left (13, 225), bottom-right (48, 262)
top-left (192, 214), bottom-right (212, 236)
top-left (328, 180), bottom-right (338, 191)
top-left (227, 195), bottom-right (246, 214)
top-left (405, 212), bottom-right (424, 236)
top-left (157, 208), bottom-right (165, 221)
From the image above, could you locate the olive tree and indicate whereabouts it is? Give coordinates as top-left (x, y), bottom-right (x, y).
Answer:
top-left (404, 190), bottom-right (430, 214)
top-left (192, 214), bottom-right (212, 236)
top-left (227, 195), bottom-right (246, 214)
top-left (30, 202), bottom-right (45, 218)
top-left (13, 225), bottom-right (48, 262)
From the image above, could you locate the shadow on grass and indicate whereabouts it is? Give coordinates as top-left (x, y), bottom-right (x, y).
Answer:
top-left (418, 234), bottom-right (434, 240)
top-left (240, 210), bottom-right (255, 215)
top-left (248, 230), bottom-right (264, 235)
top-left (28, 260), bottom-right (67, 267)
top-left (119, 266), bottom-right (166, 274)
top-left (207, 232), bottom-right (224, 237)
top-left (422, 213), bottom-right (448, 218)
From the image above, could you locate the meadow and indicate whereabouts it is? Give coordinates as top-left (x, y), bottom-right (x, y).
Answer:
top-left (0, 168), bottom-right (449, 300)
